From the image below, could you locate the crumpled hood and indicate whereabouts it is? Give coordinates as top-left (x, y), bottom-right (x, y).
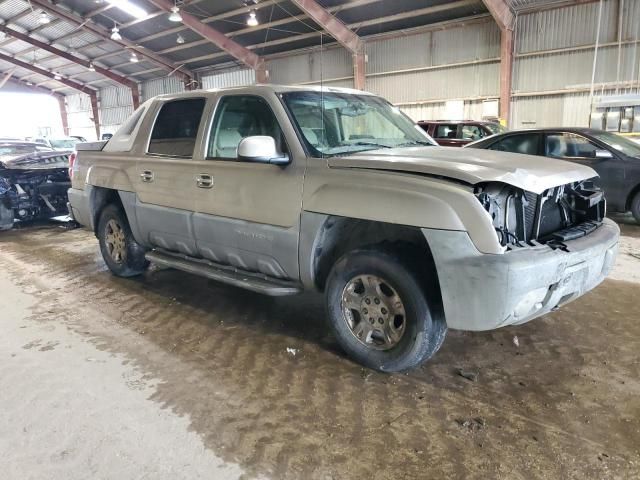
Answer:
top-left (327, 146), bottom-right (597, 194)
top-left (0, 150), bottom-right (71, 170)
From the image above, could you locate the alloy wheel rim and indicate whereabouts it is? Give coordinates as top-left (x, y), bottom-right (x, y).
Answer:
top-left (104, 219), bottom-right (126, 264)
top-left (341, 274), bottom-right (406, 350)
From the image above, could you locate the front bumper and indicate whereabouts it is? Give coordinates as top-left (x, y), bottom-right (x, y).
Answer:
top-left (422, 218), bottom-right (620, 331)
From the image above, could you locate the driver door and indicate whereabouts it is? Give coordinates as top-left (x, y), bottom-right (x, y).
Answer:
top-left (191, 94), bottom-right (305, 280)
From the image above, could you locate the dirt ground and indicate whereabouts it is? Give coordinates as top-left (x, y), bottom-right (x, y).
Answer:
top-left (0, 217), bottom-right (639, 480)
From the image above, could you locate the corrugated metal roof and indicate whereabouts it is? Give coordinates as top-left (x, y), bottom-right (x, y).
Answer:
top-left (1, 0), bottom-right (616, 102)
top-left (0, 0), bottom-right (493, 93)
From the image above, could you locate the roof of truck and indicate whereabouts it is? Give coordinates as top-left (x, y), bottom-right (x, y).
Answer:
top-left (152, 84), bottom-right (373, 101)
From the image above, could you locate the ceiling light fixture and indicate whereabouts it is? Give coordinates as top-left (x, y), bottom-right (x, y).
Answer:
top-left (106, 0), bottom-right (147, 19)
top-left (247, 10), bottom-right (258, 27)
top-left (88, 62), bottom-right (95, 72)
top-left (176, 34), bottom-right (185, 44)
top-left (110, 25), bottom-right (122, 41)
top-left (53, 72), bottom-right (61, 80)
top-left (168, 6), bottom-right (182, 22)
top-left (129, 52), bottom-right (139, 63)
top-left (38, 11), bottom-right (51, 25)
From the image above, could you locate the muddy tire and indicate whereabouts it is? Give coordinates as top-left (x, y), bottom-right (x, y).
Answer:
top-left (325, 248), bottom-right (446, 372)
top-left (97, 204), bottom-right (148, 277)
top-left (631, 191), bottom-right (640, 224)
top-left (0, 201), bottom-right (14, 231)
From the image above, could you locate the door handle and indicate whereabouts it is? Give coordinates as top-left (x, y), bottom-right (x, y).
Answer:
top-left (140, 170), bottom-right (154, 182)
top-left (196, 173), bottom-right (214, 189)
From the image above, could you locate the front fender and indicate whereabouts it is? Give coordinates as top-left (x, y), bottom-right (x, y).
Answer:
top-left (306, 182), bottom-right (466, 231)
top-left (303, 168), bottom-right (503, 254)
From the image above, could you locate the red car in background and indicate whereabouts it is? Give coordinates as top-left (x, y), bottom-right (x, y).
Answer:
top-left (418, 120), bottom-right (506, 147)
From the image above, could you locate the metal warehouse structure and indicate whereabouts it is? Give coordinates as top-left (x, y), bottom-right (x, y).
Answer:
top-left (0, 0), bottom-right (639, 140)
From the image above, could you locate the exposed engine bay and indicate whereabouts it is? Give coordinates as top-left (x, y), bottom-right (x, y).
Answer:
top-left (0, 148), bottom-right (71, 231)
top-left (475, 179), bottom-right (606, 249)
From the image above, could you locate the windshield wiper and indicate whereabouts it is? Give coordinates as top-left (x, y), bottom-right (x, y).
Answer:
top-left (347, 141), bottom-right (394, 149)
top-left (395, 140), bottom-right (434, 147)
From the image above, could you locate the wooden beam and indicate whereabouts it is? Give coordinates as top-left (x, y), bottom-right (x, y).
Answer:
top-left (57, 96), bottom-right (69, 135)
top-left (0, 54), bottom-right (100, 138)
top-left (499, 28), bottom-right (514, 125)
top-left (0, 52), bottom-right (95, 95)
top-left (28, 0), bottom-right (194, 85)
top-left (0, 68), bottom-right (16, 88)
top-left (482, 0), bottom-right (515, 30)
top-left (90, 92), bottom-right (100, 140)
top-left (0, 25), bottom-right (140, 108)
top-left (1, 75), bottom-right (63, 98)
top-left (482, 0), bottom-right (515, 124)
top-left (148, 0), bottom-right (268, 83)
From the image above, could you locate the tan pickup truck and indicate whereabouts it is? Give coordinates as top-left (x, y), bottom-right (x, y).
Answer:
top-left (68, 85), bottom-right (619, 372)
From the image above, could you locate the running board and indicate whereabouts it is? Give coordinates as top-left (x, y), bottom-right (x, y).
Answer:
top-left (145, 250), bottom-right (303, 296)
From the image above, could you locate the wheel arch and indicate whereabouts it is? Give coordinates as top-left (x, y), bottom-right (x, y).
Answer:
top-left (89, 186), bottom-right (123, 236)
top-left (625, 183), bottom-right (640, 212)
top-left (300, 213), bottom-right (444, 319)
top-left (89, 187), bottom-right (146, 246)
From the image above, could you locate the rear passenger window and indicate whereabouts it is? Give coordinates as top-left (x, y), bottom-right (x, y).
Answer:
top-left (148, 98), bottom-right (205, 157)
top-left (489, 134), bottom-right (540, 155)
top-left (208, 95), bottom-right (284, 159)
top-left (434, 124), bottom-right (458, 139)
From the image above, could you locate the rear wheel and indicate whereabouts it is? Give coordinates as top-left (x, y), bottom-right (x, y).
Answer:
top-left (97, 204), bottom-right (148, 277)
top-left (325, 248), bottom-right (446, 372)
top-left (631, 191), bottom-right (640, 223)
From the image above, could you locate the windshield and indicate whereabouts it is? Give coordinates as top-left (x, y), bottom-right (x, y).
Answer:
top-left (282, 91), bottom-right (435, 156)
top-left (485, 123), bottom-right (507, 135)
top-left (589, 131), bottom-right (640, 157)
top-left (49, 138), bottom-right (78, 149)
top-left (0, 143), bottom-right (52, 156)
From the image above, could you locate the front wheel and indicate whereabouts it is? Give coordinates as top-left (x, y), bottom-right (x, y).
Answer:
top-left (631, 191), bottom-right (640, 224)
top-left (97, 204), bottom-right (149, 277)
top-left (325, 248), bottom-right (446, 372)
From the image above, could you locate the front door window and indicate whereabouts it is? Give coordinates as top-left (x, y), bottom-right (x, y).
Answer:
top-left (208, 95), bottom-right (285, 160)
top-left (544, 133), bottom-right (600, 159)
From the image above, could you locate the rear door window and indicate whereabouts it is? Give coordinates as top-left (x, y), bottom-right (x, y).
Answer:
top-left (489, 133), bottom-right (541, 155)
top-left (434, 124), bottom-right (459, 139)
top-left (148, 98), bottom-right (206, 157)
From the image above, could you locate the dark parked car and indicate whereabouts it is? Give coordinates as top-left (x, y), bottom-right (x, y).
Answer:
top-left (465, 128), bottom-right (640, 222)
top-left (417, 120), bottom-right (506, 147)
top-left (0, 141), bottom-right (72, 230)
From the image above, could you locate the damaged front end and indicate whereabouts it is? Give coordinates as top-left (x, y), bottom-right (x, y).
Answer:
top-left (0, 151), bottom-right (72, 230)
top-left (475, 179), bottom-right (606, 250)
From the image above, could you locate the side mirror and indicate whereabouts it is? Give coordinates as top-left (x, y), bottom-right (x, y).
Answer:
top-left (594, 149), bottom-right (613, 159)
top-left (237, 136), bottom-right (289, 165)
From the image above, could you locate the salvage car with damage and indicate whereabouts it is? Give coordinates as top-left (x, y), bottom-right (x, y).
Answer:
top-left (0, 141), bottom-right (72, 230)
top-left (67, 86), bottom-right (620, 372)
